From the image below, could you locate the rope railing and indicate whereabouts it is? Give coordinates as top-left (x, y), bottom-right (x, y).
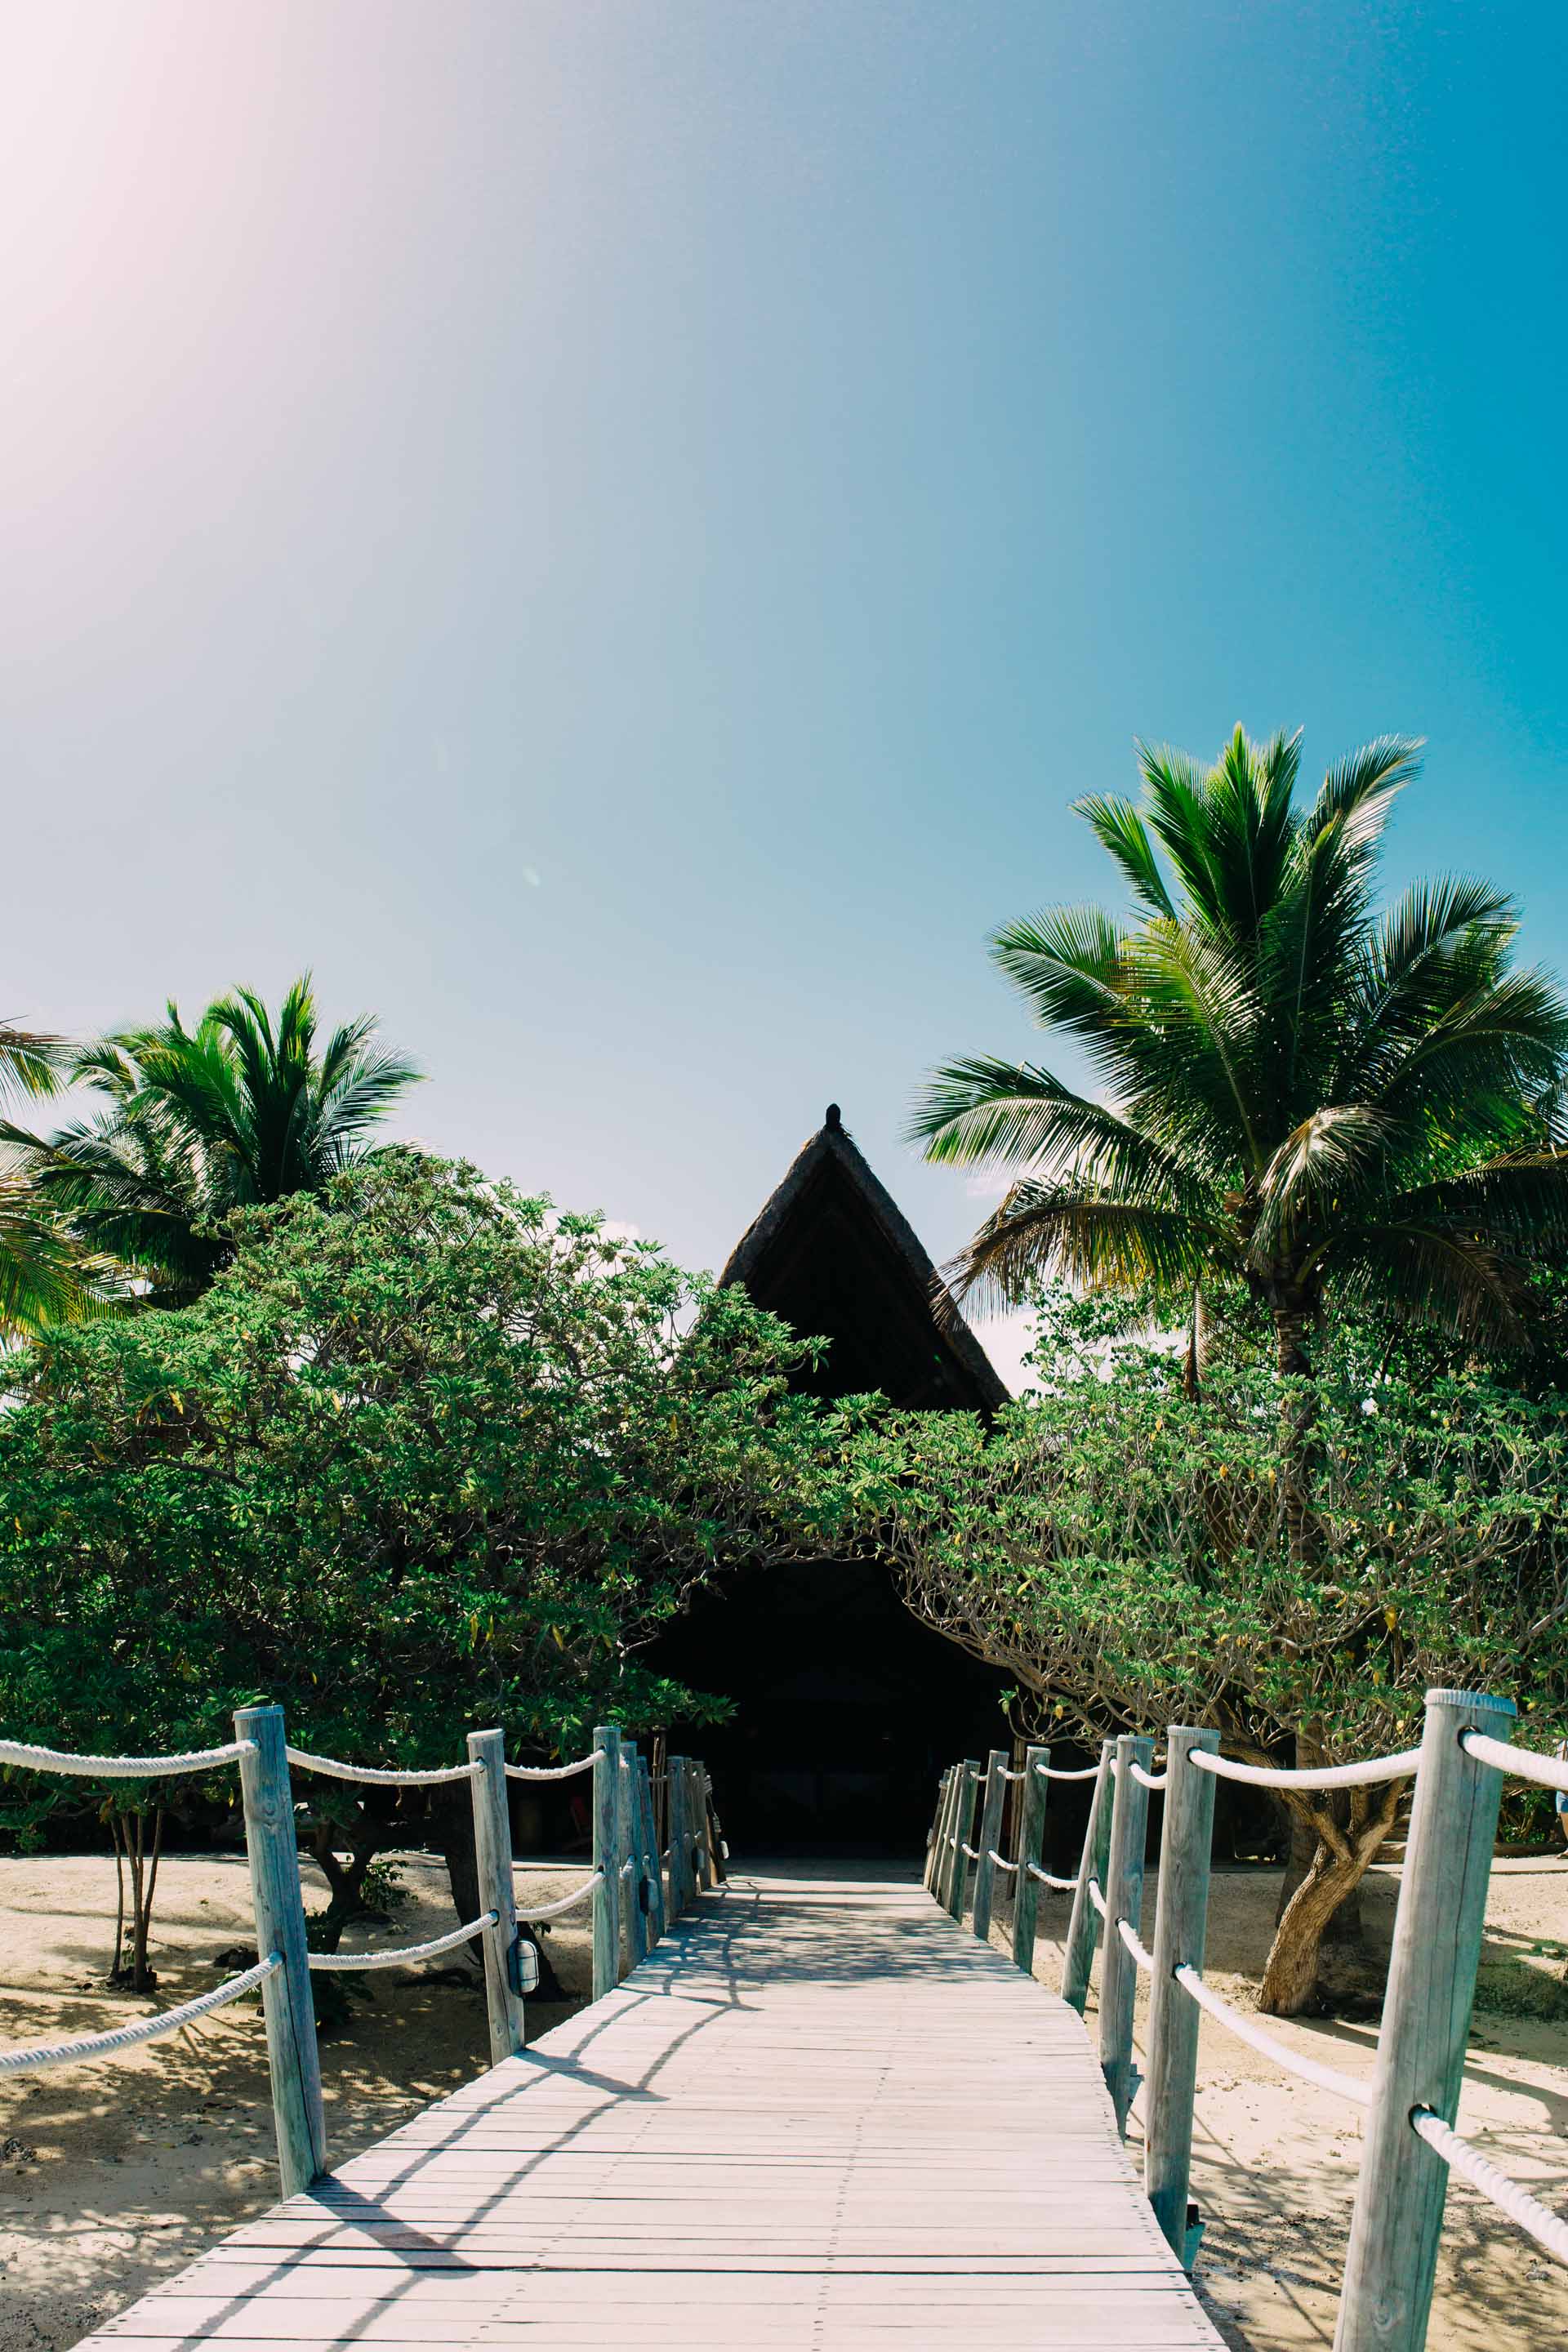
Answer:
top-left (1190, 1744), bottom-right (1420, 1790)
top-left (518, 1869), bottom-right (604, 1922)
top-left (0, 1956), bottom-right (280, 2075)
top-left (1172, 1963), bottom-right (1371, 2105)
top-left (0, 1735), bottom-right (256, 1779)
top-left (925, 1693), bottom-right (1568, 2343)
top-left (1459, 1728), bottom-right (1568, 1792)
top-left (2, 1702), bottom-right (710, 2206)
top-left (1411, 2109), bottom-right (1568, 2267)
top-left (310, 1913), bottom-right (498, 1971)
top-left (1027, 1861), bottom-right (1078, 1891)
top-left (285, 1746), bottom-right (481, 1786)
top-left (506, 1748), bottom-right (604, 1781)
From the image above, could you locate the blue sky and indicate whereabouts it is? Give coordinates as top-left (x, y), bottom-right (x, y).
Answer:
top-left (5, 3), bottom-right (1565, 1385)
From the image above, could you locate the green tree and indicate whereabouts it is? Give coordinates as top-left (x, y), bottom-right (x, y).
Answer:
top-left (3, 976), bottom-right (421, 1303)
top-left (0, 1014), bottom-right (107, 1339)
top-left (0, 1152), bottom-right (859, 1970)
top-left (915, 728), bottom-right (1568, 1414)
top-left (873, 1321), bottom-right (1568, 2013)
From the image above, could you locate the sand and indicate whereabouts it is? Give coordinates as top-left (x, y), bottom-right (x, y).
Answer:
top-left (2, 1846), bottom-right (1565, 2352)
top-left (1018, 1854), bottom-right (1568, 2352)
top-left (0, 1847), bottom-right (593, 2352)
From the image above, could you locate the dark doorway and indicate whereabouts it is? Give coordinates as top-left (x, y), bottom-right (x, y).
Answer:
top-left (657, 1557), bottom-right (1012, 1855)
top-left (649, 1107), bottom-right (1014, 1859)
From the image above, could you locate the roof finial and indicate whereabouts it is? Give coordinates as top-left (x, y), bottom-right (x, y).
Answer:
top-left (825, 1102), bottom-right (842, 1129)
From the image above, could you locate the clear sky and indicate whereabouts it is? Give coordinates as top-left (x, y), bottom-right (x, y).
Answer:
top-left (5, 3), bottom-right (1565, 1387)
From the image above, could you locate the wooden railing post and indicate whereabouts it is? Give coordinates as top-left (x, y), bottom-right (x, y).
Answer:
top-left (932, 1766), bottom-right (960, 1909)
top-left (637, 1753), bottom-right (666, 1945)
top-left (924, 1768), bottom-right (951, 1894)
top-left (694, 1762), bottom-right (715, 1891)
top-left (1143, 1726), bottom-right (1218, 2265)
top-left (620, 1739), bottom-right (647, 1971)
top-left (971, 1749), bottom-right (1009, 1944)
top-left (466, 1727), bottom-right (527, 2064)
top-left (1062, 1740), bottom-right (1115, 2016)
top-left (591, 1725), bottom-right (623, 1999)
top-left (1333, 1689), bottom-right (1514, 2352)
top-left (234, 1704), bottom-right (326, 2197)
top-left (1011, 1744), bottom-right (1050, 1974)
top-left (667, 1753), bottom-right (690, 1918)
top-left (1098, 1734), bottom-right (1153, 2132)
top-left (946, 1760), bottom-right (980, 1921)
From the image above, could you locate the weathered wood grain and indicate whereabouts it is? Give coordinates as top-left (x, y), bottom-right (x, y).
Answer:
top-left (82, 1867), bottom-right (1223, 2352)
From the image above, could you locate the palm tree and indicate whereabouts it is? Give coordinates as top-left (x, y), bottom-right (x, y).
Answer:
top-left (915, 726), bottom-right (1568, 1399)
top-left (913, 727), bottom-right (1568, 2010)
top-left (4, 977), bottom-right (421, 1303)
top-left (0, 1016), bottom-right (102, 1339)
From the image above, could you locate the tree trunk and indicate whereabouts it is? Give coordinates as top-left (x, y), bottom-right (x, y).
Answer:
top-left (1258, 1780), bottom-right (1405, 2015)
top-left (303, 1817), bottom-right (392, 1953)
top-left (113, 1807), bottom-right (163, 1993)
top-left (434, 1788), bottom-right (486, 1971)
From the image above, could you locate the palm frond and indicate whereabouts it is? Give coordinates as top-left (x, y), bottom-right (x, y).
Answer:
top-left (1071, 796), bottom-right (1176, 918)
top-left (942, 1179), bottom-right (1225, 1312)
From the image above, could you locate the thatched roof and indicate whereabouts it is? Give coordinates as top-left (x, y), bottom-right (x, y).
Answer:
top-left (720, 1105), bottom-right (1007, 1414)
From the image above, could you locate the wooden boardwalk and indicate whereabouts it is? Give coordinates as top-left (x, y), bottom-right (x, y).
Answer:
top-left (87, 1869), bottom-right (1223, 2351)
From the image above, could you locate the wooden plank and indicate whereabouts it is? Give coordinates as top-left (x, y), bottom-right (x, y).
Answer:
top-left (79, 1864), bottom-right (1224, 2352)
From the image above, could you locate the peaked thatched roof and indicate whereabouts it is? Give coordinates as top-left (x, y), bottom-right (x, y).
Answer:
top-left (720, 1105), bottom-right (1008, 1414)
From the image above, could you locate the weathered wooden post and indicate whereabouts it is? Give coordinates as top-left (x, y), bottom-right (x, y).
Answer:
top-left (234, 1704), bottom-right (326, 2196)
top-left (591, 1725), bottom-right (623, 2000)
top-left (929, 1767), bottom-right (957, 1907)
top-left (619, 1739), bottom-right (647, 1970)
top-left (1098, 1734), bottom-right (1153, 2132)
top-left (1062, 1740), bottom-right (1116, 2016)
top-left (1333, 1689), bottom-right (1513, 2352)
top-left (637, 1753), bottom-right (666, 1944)
top-left (466, 1728), bottom-right (527, 2064)
top-left (924, 1768), bottom-right (951, 1894)
top-left (700, 1768), bottom-right (719, 1891)
top-left (946, 1760), bottom-right (981, 1922)
top-left (970, 1749), bottom-right (1009, 1944)
top-left (1011, 1744), bottom-right (1050, 1974)
top-left (1143, 1726), bottom-right (1218, 2264)
top-left (667, 1753), bottom-right (690, 1918)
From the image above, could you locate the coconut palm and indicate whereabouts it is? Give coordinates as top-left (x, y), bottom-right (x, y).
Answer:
top-left (5, 977), bottom-right (421, 1303)
top-left (914, 727), bottom-right (1568, 1386)
top-left (0, 1016), bottom-right (104, 1338)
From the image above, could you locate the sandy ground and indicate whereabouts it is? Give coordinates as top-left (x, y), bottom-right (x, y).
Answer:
top-left (2, 1848), bottom-right (1565, 2352)
top-left (0, 1848), bottom-right (594, 2352)
top-left (1014, 1855), bottom-right (1568, 2352)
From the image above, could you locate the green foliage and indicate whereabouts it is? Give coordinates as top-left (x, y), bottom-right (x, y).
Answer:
top-left (875, 1308), bottom-right (1568, 1766)
top-left (914, 727), bottom-right (1568, 1370)
top-left (2, 974), bottom-right (421, 1303)
top-left (0, 1152), bottom-right (862, 1811)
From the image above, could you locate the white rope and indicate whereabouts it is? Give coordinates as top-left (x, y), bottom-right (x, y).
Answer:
top-left (0, 1736), bottom-right (255, 1780)
top-left (518, 1869), bottom-right (604, 1921)
top-left (505, 1748), bottom-right (604, 1781)
top-left (960, 1842), bottom-right (979, 1860)
top-left (1087, 1876), bottom-right (1107, 1919)
top-left (1460, 1731), bottom-right (1568, 1794)
top-left (1117, 1917), bottom-right (1156, 1972)
top-left (987, 1849), bottom-right (1018, 1873)
top-left (1191, 1746), bottom-right (1419, 1791)
top-left (1027, 1862), bottom-right (1079, 1891)
top-left (285, 1746), bottom-right (480, 1786)
top-left (309, 1913), bottom-right (497, 1971)
top-left (1038, 1762), bottom-right (1099, 1781)
top-left (1411, 2108), bottom-right (1568, 2266)
top-left (620, 1855), bottom-right (635, 1878)
top-left (1129, 1762), bottom-right (1169, 1790)
top-left (1173, 1964), bottom-right (1370, 2105)
top-left (0, 1956), bottom-right (278, 2075)
top-left (998, 1767), bottom-right (1027, 1782)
